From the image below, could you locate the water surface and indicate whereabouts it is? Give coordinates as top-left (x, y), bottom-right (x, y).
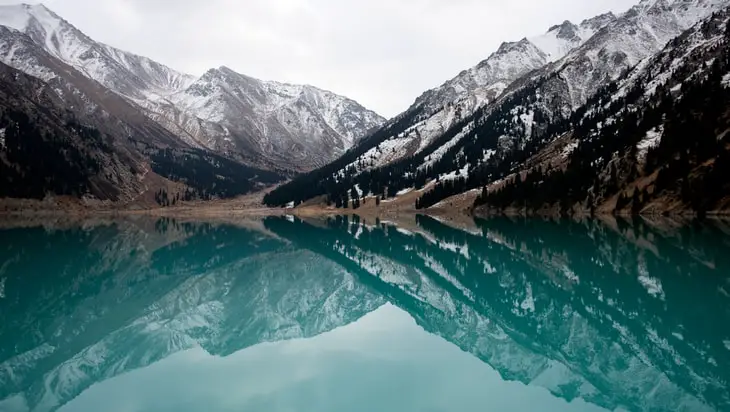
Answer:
top-left (0, 216), bottom-right (729, 412)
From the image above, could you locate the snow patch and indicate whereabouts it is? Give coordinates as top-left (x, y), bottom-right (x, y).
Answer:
top-left (723, 73), bottom-right (730, 88)
top-left (439, 164), bottom-right (470, 182)
top-left (562, 141), bottom-right (579, 158)
top-left (637, 126), bottom-right (663, 161)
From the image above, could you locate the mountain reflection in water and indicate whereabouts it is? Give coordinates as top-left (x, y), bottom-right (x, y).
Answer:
top-left (0, 216), bottom-right (728, 412)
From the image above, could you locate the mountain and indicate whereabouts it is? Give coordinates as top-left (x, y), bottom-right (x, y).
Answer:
top-left (261, 13), bottom-right (616, 205)
top-left (283, 15), bottom-right (614, 180)
top-left (157, 66), bottom-right (385, 171)
top-left (0, 3), bottom-right (195, 100)
top-left (264, 0), bottom-right (730, 212)
top-left (0, 3), bottom-right (385, 173)
top-left (0, 61), bottom-right (148, 200)
top-left (475, 4), bottom-right (730, 215)
top-left (0, 38), bottom-right (283, 204)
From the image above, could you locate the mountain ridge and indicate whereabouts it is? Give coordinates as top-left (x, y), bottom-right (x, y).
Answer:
top-left (0, 3), bottom-right (385, 174)
top-left (264, 0), bottom-right (730, 214)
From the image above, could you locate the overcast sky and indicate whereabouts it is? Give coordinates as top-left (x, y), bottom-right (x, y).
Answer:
top-left (8, 0), bottom-right (638, 117)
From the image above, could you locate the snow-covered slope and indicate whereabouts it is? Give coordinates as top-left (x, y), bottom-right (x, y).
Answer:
top-left (415, 15), bottom-right (615, 115)
top-left (266, 0), bottom-right (730, 209)
top-left (428, 0), bottom-right (730, 170)
top-left (547, 0), bottom-right (730, 109)
top-left (154, 66), bottom-right (385, 171)
top-left (0, 3), bottom-right (195, 100)
top-left (415, 0), bottom-right (730, 194)
top-left (0, 3), bottom-right (385, 172)
top-left (472, 3), bottom-right (730, 214)
top-left (309, 15), bottom-right (615, 178)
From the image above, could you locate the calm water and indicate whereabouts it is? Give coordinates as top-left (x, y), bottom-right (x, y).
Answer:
top-left (0, 216), bottom-right (729, 412)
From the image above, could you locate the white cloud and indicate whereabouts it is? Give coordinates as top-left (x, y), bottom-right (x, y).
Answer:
top-left (2, 0), bottom-right (638, 117)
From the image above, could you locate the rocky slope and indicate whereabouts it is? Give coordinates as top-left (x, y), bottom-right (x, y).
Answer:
top-left (0, 3), bottom-right (385, 174)
top-left (264, 0), bottom-right (730, 211)
top-left (316, 15), bottom-right (615, 177)
top-left (158, 66), bottom-right (385, 171)
top-left (475, 4), bottom-right (730, 215)
top-left (0, 60), bottom-right (160, 201)
top-left (0, 46), bottom-right (283, 203)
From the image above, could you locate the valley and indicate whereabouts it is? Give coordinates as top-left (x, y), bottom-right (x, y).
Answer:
top-left (1, 0), bottom-right (730, 217)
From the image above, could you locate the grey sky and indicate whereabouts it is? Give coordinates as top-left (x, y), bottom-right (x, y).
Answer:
top-left (7, 0), bottom-right (638, 117)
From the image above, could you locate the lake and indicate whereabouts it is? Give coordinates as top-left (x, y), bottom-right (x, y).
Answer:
top-left (0, 215), bottom-right (729, 412)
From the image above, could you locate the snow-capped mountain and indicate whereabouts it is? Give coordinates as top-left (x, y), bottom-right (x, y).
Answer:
top-left (264, 0), bottom-right (730, 210)
top-left (0, 3), bottom-right (195, 99)
top-left (318, 14), bottom-right (616, 176)
top-left (415, 14), bottom-right (616, 116)
top-left (156, 66), bottom-right (385, 171)
top-left (475, 3), bottom-right (730, 214)
top-left (426, 0), bottom-right (730, 159)
top-left (263, 12), bottom-right (623, 206)
top-left (0, 3), bottom-right (385, 173)
top-left (545, 0), bottom-right (730, 108)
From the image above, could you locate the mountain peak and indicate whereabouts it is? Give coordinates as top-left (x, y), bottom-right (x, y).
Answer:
top-left (0, 2), bottom-right (64, 29)
top-left (548, 20), bottom-right (576, 33)
top-left (580, 12), bottom-right (617, 30)
top-left (495, 38), bottom-right (533, 55)
top-left (548, 20), bottom-right (581, 41)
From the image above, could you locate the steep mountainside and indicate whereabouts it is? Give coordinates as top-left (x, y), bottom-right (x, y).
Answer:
top-left (0, 55), bottom-right (283, 204)
top-left (0, 62), bottom-right (146, 200)
top-left (0, 3), bottom-right (385, 172)
top-left (476, 6), bottom-right (730, 215)
top-left (272, 15), bottom-right (614, 180)
top-left (0, 3), bottom-right (195, 100)
top-left (265, 0), bottom-right (730, 211)
top-left (157, 66), bottom-right (385, 171)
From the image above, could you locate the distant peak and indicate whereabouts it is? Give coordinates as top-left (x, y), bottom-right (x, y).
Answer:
top-left (201, 66), bottom-right (234, 76)
top-left (496, 38), bottom-right (532, 54)
top-left (24, 2), bottom-right (50, 9)
top-left (548, 20), bottom-right (576, 33)
top-left (579, 12), bottom-right (617, 31)
top-left (547, 20), bottom-right (581, 41)
top-left (0, 2), bottom-right (70, 33)
top-left (14, 3), bottom-right (57, 15)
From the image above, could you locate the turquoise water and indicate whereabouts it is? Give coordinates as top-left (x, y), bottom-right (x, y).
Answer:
top-left (0, 216), bottom-right (729, 412)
